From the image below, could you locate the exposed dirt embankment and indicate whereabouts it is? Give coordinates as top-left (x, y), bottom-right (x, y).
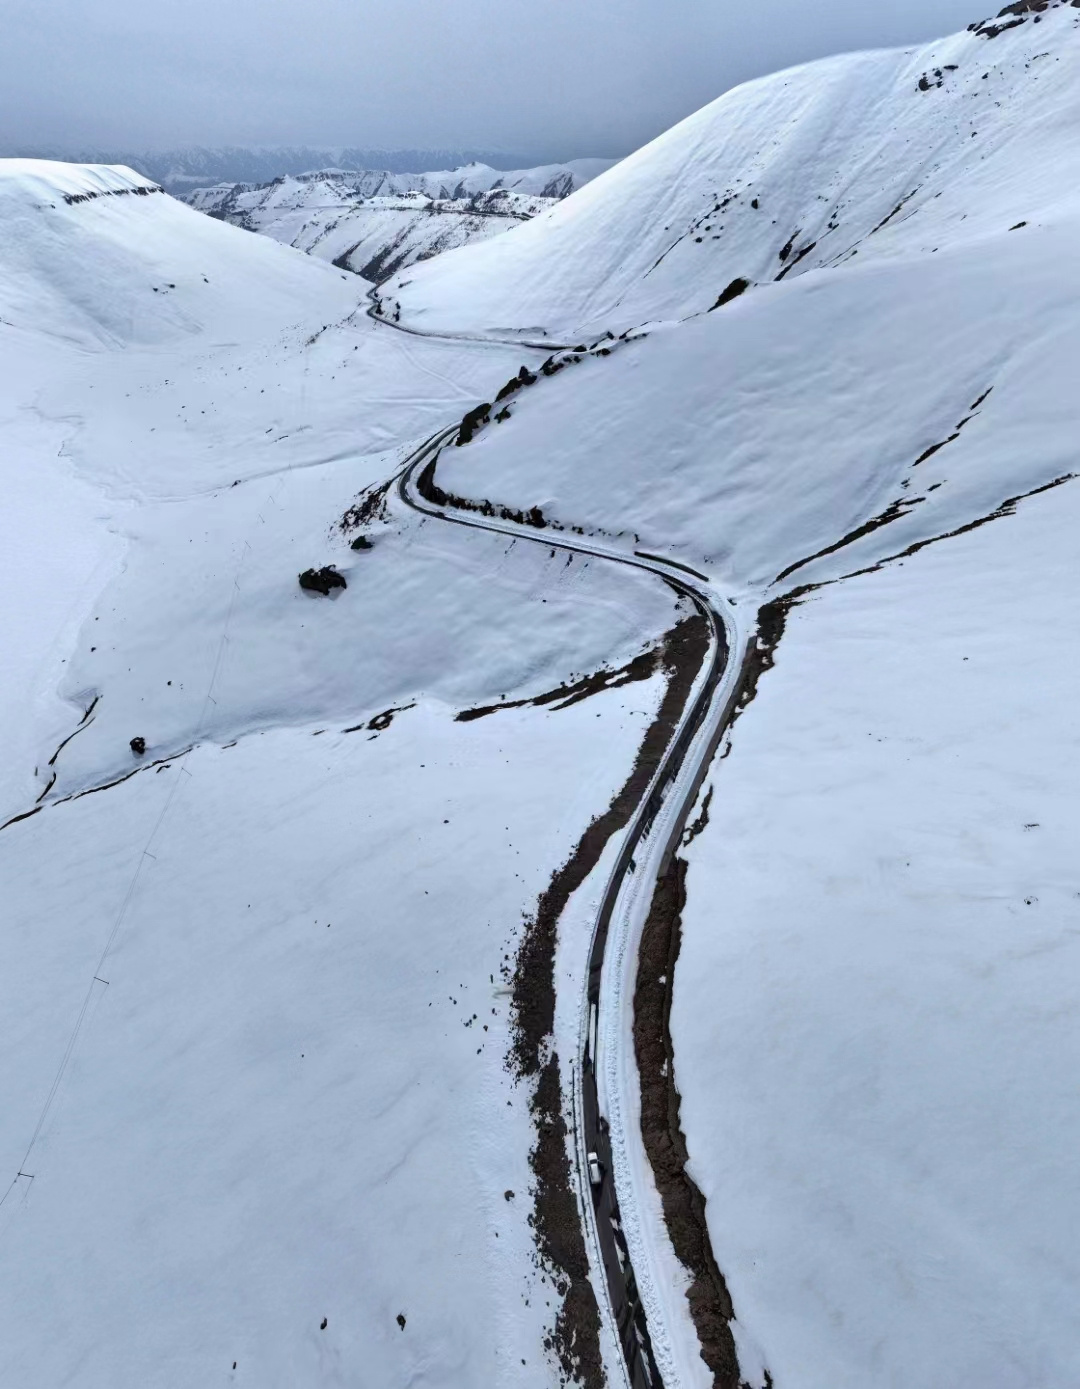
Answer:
top-left (508, 613), bottom-right (710, 1387)
top-left (634, 856), bottom-right (741, 1388)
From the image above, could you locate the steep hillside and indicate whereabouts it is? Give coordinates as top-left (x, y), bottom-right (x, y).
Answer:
top-left (0, 157), bottom-right (681, 1388)
top-left (380, 2), bottom-right (1080, 338)
top-left (423, 1), bottom-right (1080, 594)
top-left (186, 160), bottom-right (615, 283)
top-left (0, 159), bottom-right (356, 349)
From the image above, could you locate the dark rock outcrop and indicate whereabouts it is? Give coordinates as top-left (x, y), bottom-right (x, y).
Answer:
top-left (711, 278), bottom-right (751, 309)
top-left (455, 402), bottom-right (492, 447)
top-left (299, 566), bottom-right (347, 595)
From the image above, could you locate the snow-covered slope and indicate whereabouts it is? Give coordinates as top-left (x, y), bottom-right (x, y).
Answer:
top-left (186, 160), bottom-right (615, 283)
top-left (0, 157), bottom-right (682, 1387)
top-left (0, 159), bottom-right (357, 349)
top-left (676, 477), bottom-right (1080, 1389)
top-left (7, 8), bottom-right (1080, 1389)
top-left (381, 2), bottom-right (1080, 338)
top-left (433, 214), bottom-right (1077, 590)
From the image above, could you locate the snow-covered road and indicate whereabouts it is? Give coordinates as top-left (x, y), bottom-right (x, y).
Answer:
top-left (392, 410), bottom-right (752, 1388)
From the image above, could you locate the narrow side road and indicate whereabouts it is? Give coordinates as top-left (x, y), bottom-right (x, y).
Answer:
top-left (366, 289), bottom-right (581, 352)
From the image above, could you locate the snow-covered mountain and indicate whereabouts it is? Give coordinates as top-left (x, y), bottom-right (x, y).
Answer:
top-left (185, 160), bottom-right (615, 282)
top-left (6, 146), bottom-right (573, 196)
top-left (188, 158), bottom-right (614, 209)
top-left (5, 6), bottom-right (1080, 1389)
top-left (380, 0), bottom-right (1080, 338)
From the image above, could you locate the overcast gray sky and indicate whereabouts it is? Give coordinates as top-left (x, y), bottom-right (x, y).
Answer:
top-left (2, 0), bottom-right (990, 156)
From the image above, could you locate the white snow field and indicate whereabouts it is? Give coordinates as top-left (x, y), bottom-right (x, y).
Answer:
top-left (6, 4), bottom-right (1080, 1388)
top-left (0, 159), bottom-right (687, 1386)
top-left (186, 160), bottom-right (615, 284)
top-left (676, 474), bottom-right (1080, 1389)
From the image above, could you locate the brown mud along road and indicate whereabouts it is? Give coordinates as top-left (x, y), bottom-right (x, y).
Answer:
top-left (366, 399), bottom-right (756, 1387)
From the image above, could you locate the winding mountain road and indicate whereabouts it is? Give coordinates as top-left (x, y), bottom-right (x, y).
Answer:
top-left (379, 399), bottom-right (750, 1388)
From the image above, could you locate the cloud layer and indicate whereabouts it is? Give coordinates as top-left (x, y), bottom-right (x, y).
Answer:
top-left (2, 0), bottom-right (987, 156)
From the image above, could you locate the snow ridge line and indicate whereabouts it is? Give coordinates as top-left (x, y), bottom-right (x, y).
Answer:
top-left (0, 470), bottom-right (290, 1228)
top-left (62, 184), bottom-right (164, 206)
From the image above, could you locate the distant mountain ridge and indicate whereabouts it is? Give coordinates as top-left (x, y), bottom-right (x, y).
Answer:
top-left (191, 158), bottom-right (615, 204)
top-left (184, 160), bottom-right (616, 283)
top-left (1, 146), bottom-right (604, 196)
